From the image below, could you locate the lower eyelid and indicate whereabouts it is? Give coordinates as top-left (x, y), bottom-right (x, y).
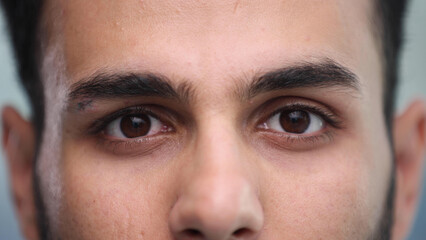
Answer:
top-left (84, 106), bottom-right (181, 156)
top-left (95, 134), bottom-right (175, 156)
top-left (257, 130), bottom-right (335, 151)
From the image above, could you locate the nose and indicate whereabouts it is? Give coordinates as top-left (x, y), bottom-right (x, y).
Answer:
top-left (169, 125), bottom-right (264, 240)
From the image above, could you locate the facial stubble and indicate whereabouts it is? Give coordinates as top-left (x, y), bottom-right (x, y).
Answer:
top-left (32, 149), bottom-right (396, 239)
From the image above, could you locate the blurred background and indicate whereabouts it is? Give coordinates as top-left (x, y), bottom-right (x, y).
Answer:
top-left (0, 1), bottom-right (425, 239)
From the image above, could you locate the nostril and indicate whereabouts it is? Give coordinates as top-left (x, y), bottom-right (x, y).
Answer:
top-left (232, 228), bottom-right (253, 238)
top-left (180, 228), bottom-right (253, 239)
top-left (182, 229), bottom-right (203, 238)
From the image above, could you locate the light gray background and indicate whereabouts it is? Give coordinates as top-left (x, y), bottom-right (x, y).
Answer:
top-left (0, 1), bottom-right (425, 239)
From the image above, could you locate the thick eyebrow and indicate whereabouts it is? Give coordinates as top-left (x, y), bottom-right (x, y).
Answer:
top-left (68, 72), bottom-right (194, 110)
top-left (244, 59), bottom-right (361, 99)
top-left (68, 60), bottom-right (359, 111)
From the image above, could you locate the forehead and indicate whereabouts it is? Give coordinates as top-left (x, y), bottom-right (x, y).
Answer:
top-left (44, 0), bottom-right (378, 88)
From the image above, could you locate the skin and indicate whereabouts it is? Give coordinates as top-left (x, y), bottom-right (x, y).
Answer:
top-left (2, 0), bottom-right (426, 239)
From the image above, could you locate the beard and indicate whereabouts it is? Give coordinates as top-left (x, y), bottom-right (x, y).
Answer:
top-left (368, 171), bottom-right (395, 240)
top-left (33, 162), bottom-right (395, 240)
top-left (33, 166), bottom-right (52, 240)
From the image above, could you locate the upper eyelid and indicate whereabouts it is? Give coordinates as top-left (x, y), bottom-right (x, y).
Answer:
top-left (252, 95), bottom-right (336, 116)
top-left (86, 99), bottom-right (342, 137)
top-left (87, 106), bottom-right (165, 135)
top-left (258, 102), bottom-right (344, 130)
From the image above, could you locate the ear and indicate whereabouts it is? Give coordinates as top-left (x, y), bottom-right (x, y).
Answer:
top-left (2, 106), bottom-right (39, 240)
top-left (392, 100), bottom-right (426, 240)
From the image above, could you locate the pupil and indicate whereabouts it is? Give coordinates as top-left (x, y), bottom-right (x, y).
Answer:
top-left (279, 110), bottom-right (310, 134)
top-left (120, 114), bottom-right (151, 138)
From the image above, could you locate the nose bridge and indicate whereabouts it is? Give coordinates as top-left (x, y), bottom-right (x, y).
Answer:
top-left (188, 111), bottom-right (245, 179)
top-left (196, 115), bottom-right (241, 168)
top-left (191, 116), bottom-right (249, 220)
top-left (169, 116), bottom-right (263, 239)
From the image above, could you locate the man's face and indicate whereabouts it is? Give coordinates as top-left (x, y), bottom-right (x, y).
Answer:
top-left (38, 0), bottom-right (392, 239)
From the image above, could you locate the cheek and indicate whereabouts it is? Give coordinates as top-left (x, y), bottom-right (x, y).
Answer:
top-left (259, 147), bottom-right (379, 239)
top-left (58, 145), bottom-right (178, 239)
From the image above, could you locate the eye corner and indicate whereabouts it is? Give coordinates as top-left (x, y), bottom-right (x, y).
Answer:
top-left (252, 100), bottom-right (343, 150)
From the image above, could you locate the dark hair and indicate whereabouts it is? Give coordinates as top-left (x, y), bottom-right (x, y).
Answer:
top-left (376, 0), bottom-right (410, 130)
top-left (0, 1), bottom-right (410, 239)
top-left (0, 0), bottom-right (44, 146)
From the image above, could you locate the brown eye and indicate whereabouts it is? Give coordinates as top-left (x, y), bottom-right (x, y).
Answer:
top-left (279, 110), bottom-right (310, 133)
top-left (105, 112), bottom-right (168, 139)
top-left (120, 114), bottom-right (151, 138)
top-left (265, 108), bottom-right (324, 134)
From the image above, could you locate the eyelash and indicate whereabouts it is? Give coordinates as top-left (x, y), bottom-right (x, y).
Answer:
top-left (254, 102), bottom-right (343, 148)
top-left (88, 105), bottom-right (171, 135)
top-left (264, 128), bottom-right (335, 142)
top-left (87, 105), bottom-right (176, 155)
top-left (264, 103), bottom-right (342, 130)
top-left (87, 101), bottom-right (342, 154)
